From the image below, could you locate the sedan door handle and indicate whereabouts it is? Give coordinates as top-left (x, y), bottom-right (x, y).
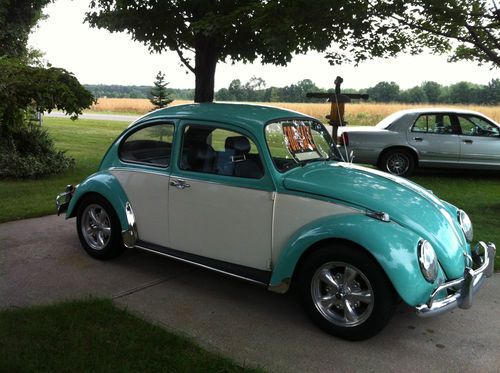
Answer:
top-left (413, 137), bottom-right (423, 142)
top-left (463, 139), bottom-right (473, 144)
top-left (170, 179), bottom-right (190, 190)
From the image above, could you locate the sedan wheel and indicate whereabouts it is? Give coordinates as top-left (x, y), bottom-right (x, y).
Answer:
top-left (379, 149), bottom-right (415, 177)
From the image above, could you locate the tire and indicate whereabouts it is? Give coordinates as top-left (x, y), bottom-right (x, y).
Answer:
top-left (378, 149), bottom-right (415, 177)
top-left (298, 243), bottom-right (397, 341)
top-left (76, 194), bottom-right (125, 260)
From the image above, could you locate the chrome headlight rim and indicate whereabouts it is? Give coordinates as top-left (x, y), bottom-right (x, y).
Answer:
top-left (418, 239), bottom-right (438, 283)
top-left (457, 210), bottom-right (473, 243)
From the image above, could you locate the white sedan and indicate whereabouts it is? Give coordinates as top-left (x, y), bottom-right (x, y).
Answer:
top-left (338, 108), bottom-right (500, 176)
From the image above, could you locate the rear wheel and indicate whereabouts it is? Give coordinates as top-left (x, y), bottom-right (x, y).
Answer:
top-left (299, 244), bottom-right (397, 341)
top-left (379, 149), bottom-right (415, 177)
top-left (76, 195), bottom-right (125, 260)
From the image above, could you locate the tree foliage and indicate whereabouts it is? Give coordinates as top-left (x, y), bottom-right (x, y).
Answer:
top-left (0, 58), bottom-right (95, 133)
top-left (149, 71), bottom-right (173, 109)
top-left (86, 0), bottom-right (446, 103)
top-left (0, 0), bottom-right (52, 58)
top-left (385, 0), bottom-right (500, 67)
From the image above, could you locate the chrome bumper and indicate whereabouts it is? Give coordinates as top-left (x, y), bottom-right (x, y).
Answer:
top-left (55, 184), bottom-right (75, 216)
top-left (415, 241), bottom-right (496, 317)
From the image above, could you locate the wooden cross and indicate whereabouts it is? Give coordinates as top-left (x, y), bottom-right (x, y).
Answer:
top-left (306, 76), bottom-right (369, 141)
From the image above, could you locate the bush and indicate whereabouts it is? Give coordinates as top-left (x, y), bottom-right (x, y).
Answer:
top-left (0, 124), bottom-right (74, 179)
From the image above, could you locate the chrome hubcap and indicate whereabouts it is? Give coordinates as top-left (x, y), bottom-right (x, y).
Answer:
top-left (386, 153), bottom-right (409, 175)
top-left (311, 262), bottom-right (374, 327)
top-left (81, 204), bottom-right (111, 250)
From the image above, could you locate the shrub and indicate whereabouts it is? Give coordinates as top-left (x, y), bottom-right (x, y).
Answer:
top-left (0, 124), bottom-right (75, 179)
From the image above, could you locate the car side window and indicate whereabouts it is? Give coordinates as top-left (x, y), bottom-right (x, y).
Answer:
top-left (412, 114), bottom-right (455, 134)
top-left (180, 125), bottom-right (264, 179)
top-left (120, 123), bottom-right (174, 167)
top-left (457, 115), bottom-right (500, 137)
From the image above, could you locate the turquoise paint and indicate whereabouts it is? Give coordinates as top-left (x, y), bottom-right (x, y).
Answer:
top-left (270, 214), bottom-right (446, 306)
top-left (66, 171), bottom-right (130, 231)
top-left (280, 161), bottom-right (467, 279)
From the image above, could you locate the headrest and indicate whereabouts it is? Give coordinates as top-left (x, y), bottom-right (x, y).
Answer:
top-left (225, 136), bottom-right (250, 155)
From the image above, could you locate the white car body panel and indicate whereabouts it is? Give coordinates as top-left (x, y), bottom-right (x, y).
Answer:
top-left (111, 169), bottom-right (170, 247)
top-left (168, 177), bottom-right (274, 270)
top-left (272, 194), bottom-right (357, 264)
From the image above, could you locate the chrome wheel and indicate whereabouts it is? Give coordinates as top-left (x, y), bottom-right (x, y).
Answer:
top-left (386, 153), bottom-right (410, 175)
top-left (311, 262), bottom-right (374, 327)
top-left (81, 204), bottom-right (111, 251)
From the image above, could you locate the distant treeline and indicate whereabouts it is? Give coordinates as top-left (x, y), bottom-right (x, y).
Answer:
top-left (84, 78), bottom-right (499, 105)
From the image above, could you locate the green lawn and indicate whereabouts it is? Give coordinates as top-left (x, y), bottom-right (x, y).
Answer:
top-left (0, 118), bottom-right (129, 222)
top-left (0, 117), bottom-right (498, 267)
top-left (0, 299), bottom-right (259, 373)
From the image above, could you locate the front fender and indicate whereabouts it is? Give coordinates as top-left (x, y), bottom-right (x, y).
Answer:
top-left (270, 214), bottom-right (446, 306)
top-left (66, 171), bottom-right (129, 231)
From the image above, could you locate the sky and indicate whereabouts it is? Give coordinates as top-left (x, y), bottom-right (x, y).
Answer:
top-left (28, 0), bottom-right (498, 90)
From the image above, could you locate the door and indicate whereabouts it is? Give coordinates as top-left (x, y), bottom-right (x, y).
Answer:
top-left (455, 113), bottom-right (500, 166)
top-left (111, 122), bottom-right (174, 248)
top-left (168, 122), bottom-right (274, 271)
top-left (407, 113), bottom-right (460, 165)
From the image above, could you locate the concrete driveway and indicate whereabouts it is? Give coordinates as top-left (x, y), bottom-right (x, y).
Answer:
top-left (1, 215), bottom-right (499, 372)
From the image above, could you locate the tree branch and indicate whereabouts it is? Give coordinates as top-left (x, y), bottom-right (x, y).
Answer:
top-left (465, 24), bottom-right (500, 65)
top-left (174, 44), bottom-right (195, 73)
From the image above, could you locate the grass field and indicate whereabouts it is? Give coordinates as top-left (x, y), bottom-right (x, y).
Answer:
top-left (0, 298), bottom-right (258, 372)
top-left (88, 98), bottom-right (500, 125)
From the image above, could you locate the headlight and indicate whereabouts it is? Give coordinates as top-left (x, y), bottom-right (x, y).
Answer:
top-left (418, 240), bottom-right (438, 283)
top-left (457, 210), bottom-right (473, 243)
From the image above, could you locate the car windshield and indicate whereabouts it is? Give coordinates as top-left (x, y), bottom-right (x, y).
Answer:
top-left (265, 119), bottom-right (341, 172)
top-left (375, 111), bottom-right (404, 129)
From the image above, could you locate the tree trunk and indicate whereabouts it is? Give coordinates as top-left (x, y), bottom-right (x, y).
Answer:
top-left (194, 35), bottom-right (218, 103)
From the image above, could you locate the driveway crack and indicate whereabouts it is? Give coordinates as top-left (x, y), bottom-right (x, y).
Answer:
top-left (112, 269), bottom-right (193, 299)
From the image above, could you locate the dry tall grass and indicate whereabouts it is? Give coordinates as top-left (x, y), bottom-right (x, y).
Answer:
top-left (89, 98), bottom-right (500, 125)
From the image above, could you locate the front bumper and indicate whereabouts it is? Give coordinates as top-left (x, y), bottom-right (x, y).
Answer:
top-left (55, 184), bottom-right (75, 216)
top-left (415, 241), bottom-right (496, 317)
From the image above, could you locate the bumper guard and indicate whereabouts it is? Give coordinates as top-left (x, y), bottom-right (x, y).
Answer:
top-left (55, 185), bottom-right (75, 216)
top-left (415, 241), bottom-right (496, 317)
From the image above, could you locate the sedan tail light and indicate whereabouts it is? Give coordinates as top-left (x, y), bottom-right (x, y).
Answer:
top-left (338, 132), bottom-right (349, 146)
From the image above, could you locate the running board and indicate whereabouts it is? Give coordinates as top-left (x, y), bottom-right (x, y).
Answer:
top-left (134, 240), bottom-right (272, 287)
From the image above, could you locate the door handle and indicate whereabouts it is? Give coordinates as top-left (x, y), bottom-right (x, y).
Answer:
top-left (413, 137), bottom-right (423, 142)
top-left (170, 179), bottom-right (190, 190)
top-left (463, 139), bottom-right (473, 144)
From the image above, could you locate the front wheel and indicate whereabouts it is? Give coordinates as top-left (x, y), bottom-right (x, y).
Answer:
top-left (299, 244), bottom-right (397, 340)
top-left (76, 195), bottom-right (125, 260)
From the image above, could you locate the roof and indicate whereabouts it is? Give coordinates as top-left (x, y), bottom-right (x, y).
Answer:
top-left (396, 107), bottom-right (486, 116)
top-left (130, 103), bottom-right (313, 130)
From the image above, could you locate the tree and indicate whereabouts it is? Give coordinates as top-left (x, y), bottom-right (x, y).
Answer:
top-left (150, 71), bottom-right (173, 109)
top-left (381, 0), bottom-right (500, 67)
top-left (367, 82), bottom-right (401, 102)
top-left (421, 81), bottom-right (442, 103)
top-left (86, 0), bottom-right (446, 103)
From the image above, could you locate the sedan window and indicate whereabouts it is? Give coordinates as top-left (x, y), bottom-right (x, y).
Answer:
top-left (180, 125), bottom-right (264, 179)
top-left (457, 115), bottom-right (500, 137)
top-left (120, 123), bottom-right (174, 167)
top-left (412, 114), bottom-right (456, 134)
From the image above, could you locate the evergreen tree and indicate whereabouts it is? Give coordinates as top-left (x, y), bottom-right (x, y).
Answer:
top-left (150, 71), bottom-right (173, 109)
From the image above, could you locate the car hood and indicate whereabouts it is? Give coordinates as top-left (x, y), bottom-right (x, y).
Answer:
top-left (283, 162), bottom-right (467, 279)
top-left (339, 126), bottom-right (387, 133)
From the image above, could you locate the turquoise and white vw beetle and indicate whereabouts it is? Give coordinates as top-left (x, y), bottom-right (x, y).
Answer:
top-left (56, 103), bottom-right (495, 340)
